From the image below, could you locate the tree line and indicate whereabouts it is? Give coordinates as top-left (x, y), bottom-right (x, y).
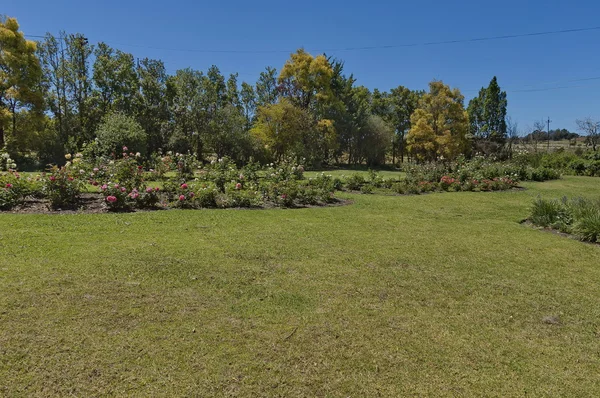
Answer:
top-left (2, 16), bottom-right (524, 168)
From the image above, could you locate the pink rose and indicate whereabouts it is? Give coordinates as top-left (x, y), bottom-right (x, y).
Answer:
top-left (189, 192), bottom-right (195, 197)
top-left (235, 183), bottom-right (242, 190)
top-left (146, 187), bottom-right (153, 193)
top-left (5, 183), bottom-right (13, 188)
top-left (180, 183), bottom-right (188, 189)
top-left (121, 187), bottom-right (126, 192)
top-left (154, 187), bottom-right (160, 192)
top-left (106, 195), bottom-right (117, 203)
top-left (49, 176), bottom-right (56, 182)
top-left (122, 146), bottom-right (128, 151)
top-left (179, 195), bottom-right (185, 201)
top-left (114, 184), bottom-right (119, 188)
top-left (68, 177), bottom-right (74, 181)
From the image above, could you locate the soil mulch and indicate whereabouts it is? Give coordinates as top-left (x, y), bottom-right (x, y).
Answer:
top-left (2, 193), bottom-right (352, 215)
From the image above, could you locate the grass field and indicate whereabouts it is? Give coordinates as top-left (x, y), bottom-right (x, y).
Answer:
top-left (1, 176), bottom-right (599, 396)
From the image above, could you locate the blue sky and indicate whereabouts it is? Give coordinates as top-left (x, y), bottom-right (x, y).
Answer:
top-left (4, 0), bottom-right (600, 133)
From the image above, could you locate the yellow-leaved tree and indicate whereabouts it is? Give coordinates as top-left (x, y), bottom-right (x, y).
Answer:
top-left (0, 16), bottom-right (44, 149)
top-left (407, 81), bottom-right (469, 161)
top-left (277, 49), bottom-right (337, 164)
top-left (250, 98), bottom-right (313, 161)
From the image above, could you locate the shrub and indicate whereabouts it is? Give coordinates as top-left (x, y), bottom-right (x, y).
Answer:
top-left (573, 208), bottom-right (600, 243)
top-left (265, 180), bottom-right (298, 207)
top-left (530, 197), bottom-right (566, 227)
top-left (193, 183), bottom-right (219, 208)
top-left (42, 166), bottom-right (85, 209)
top-left (0, 171), bottom-right (35, 209)
top-left (360, 184), bottom-right (374, 194)
top-left (100, 183), bottom-right (134, 211)
top-left (344, 173), bottom-right (365, 191)
top-left (0, 182), bottom-right (20, 210)
top-left (170, 183), bottom-right (196, 209)
top-left (136, 187), bottom-right (161, 209)
top-left (529, 196), bottom-right (600, 243)
top-left (96, 113), bottom-right (147, 157)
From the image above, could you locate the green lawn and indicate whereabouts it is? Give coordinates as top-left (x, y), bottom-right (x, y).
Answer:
top-left (1, 176), bottom-right (599, 396)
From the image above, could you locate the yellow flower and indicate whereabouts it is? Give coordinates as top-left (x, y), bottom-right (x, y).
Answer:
top-left (65, 154), bottom-right (72, 160)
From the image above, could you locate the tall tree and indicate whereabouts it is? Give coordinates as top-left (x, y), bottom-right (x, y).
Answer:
top-left (407, 81), bottom-right (469, 161)
top-left (135, 58), bottom-right (170, 153)
top-left (240, 82), bottom-right (256, 130)
top-left (371, 86), bottom-right (422, 162)
top-left (92, 43), bottom-right (138, 119)
top-left (255, 66), bottom-right (278, 107)
top-left (64, 33), bottom-right (93, 141)
top-left (467, 76), bottom-right (507, 155)
top-left (0, 16), bottom-right (44, 149)
top-left (278, 49), bottom-right (333, 113)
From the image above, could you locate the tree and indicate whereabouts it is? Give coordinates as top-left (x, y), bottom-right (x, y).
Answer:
top-left (278, 49), bottom-right (333, 112)
top-left (407, 81), bottom-right (469, 161)
top-left (360, 115), bottom-right (393, 166)
top-left (0, 16), bottom-right (44, 149)
top-left (505, 116), bottom-right (519, 158)
top-left (92, 43), bottom-right (138, 118)
top-left (167, 68), bottom-right (205, 155)
top-left (38, 32), bottom-right (94, 148)
top-left (135, 58), bottom-right (170, 154)
top-left (250, 98), bottom-right (312, 161)
top-left (240, 82), bottom-right (256, 130)
top-left (255, 66), bottom-right (278, 108)
top-left (576, 117), bottom-right (600, 151)
top-left (467, 76), bottom-right (507, 155)
top-left (371, 86), bottom-right (422, 163)
top-left (96, 112), bottom-right (147, 156)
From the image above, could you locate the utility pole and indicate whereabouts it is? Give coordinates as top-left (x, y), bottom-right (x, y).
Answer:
top-left (547, 117), bottom-right (552, 151)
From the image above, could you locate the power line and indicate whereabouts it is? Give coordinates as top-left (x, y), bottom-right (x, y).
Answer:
top-left (25, 25), bottom-right (600, 54)
top-left (463, 75), bottom-right (600, 94)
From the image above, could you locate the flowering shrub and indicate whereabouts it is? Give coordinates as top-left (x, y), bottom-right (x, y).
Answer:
top-left (173, 153), bottom-right (198, 180)
top-left (263, 158), bottom-right (305, 183)
top-left (264, 180), bottom-right (298, 207)
top-left (222, 184), bottom-right (264, 208)
top-left (439, 176), bottom-right (460, 191)
top-left (100, 183), bottom-right (132, 211)
top-left (136, 187), bottom-right (161, 209)
top-left (1, 152), bottom-right (17, 171)
top-left (0, 179), bottom-right (20, 210)
top-left (193, 182), bottom-right (219, 208)
top-left (170, 182), bottom-right (196, 208)
top-left (42, 166), bottom-right (85, 209)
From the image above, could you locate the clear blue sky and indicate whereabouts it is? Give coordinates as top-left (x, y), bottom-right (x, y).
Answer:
top-left (4, 0), bottom-right (600, 133)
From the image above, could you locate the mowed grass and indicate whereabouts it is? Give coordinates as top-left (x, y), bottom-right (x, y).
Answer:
top-left (1, 176), bottom-right (599, 396)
